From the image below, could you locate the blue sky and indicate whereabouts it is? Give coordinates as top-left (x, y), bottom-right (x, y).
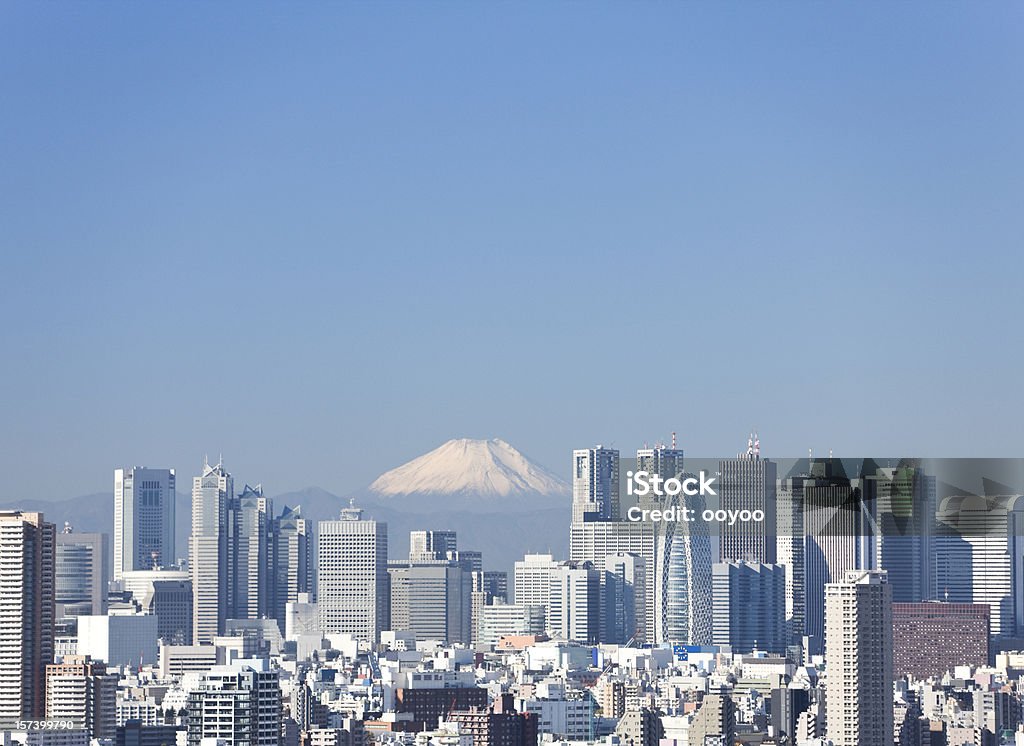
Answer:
top-left (1, 3), bottom-right (1022, 500)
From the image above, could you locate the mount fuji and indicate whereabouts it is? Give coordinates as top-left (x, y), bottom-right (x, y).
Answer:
top-left (348, 438), bottom-right (571, 571)
top-left (368, 438), bottom-right (568, 500)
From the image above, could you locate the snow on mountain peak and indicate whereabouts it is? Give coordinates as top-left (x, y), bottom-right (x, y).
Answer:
top-left (368, 438), bottom-right (568, 498)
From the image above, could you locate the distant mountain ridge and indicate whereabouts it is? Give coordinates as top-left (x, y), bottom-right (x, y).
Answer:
top-left (0, 438), bottom-right (571, 573)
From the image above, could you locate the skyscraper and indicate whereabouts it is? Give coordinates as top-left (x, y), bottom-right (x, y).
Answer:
top-left (663, 481), bottom-right (714, 647)
top-left (718, 438), bottom-right (777, 564)
top-left (824, 570), bottom-right (893, 746)
top-left (600, 552), bottom-right (645, 645)
top-left (0, 510), bottom-right (56, 721)
top-left (190, 458), bottom-right (233, 644)
top-left (546, 562), bottom-right (602, 644)
top-left (388, 563), bottom-right (471, 644)
top-left (268, 505), bottom-right (312, 635)
top-left (390, 534), bottom-right (472, 644)
top-left (228, 484), bottom-right (272, 621)
top-left (797, 459), bottom-right (874, 655)
top-left (114, 467), bottom-right (175, 580)
top-left (867, 463), bottom-right (935, 603)
top-left (513, 554), bottom-right (560, 608)
top-left (933, 493), bottom-right (1024, 638)
top-left (56, 526), bottom-right (108, 618)
top-left (317, 501), bottom-right (389, 642)
top-left (572, 447), bottom-right (619, 522)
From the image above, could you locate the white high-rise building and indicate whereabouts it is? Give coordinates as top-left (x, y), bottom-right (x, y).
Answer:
top-left (513, 554), bottom-right (560, 608)
top-left (824, 570), bottom-right (893, 746)
top-left (664, 486), bottom-right (713, 646)
top-left (113, 467), bottom-right (175, 581)
top-left (317, 501), bottom-right (388, 642)
top-left (190, 458), bottom-right (233, 644)
top-left (934, 493), bottom-right (1024, 638)
top-left (0, 511), bottom-right (56, 721)
top-left (572, 447), bottom-right (619, 522)
top-left (185, 658), bottom-right (281, 746)
top-left (547, 563), bottom-right (602, 644)
top-left (229, 484), bottom-right (272, 621)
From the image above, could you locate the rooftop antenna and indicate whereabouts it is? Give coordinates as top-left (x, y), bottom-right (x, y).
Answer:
top-left (671, 431), bottom-right (677, 450)
top-left (753, 431), bottom-right (760, 459)
top-left (808, 448), bottom-right (813, 462)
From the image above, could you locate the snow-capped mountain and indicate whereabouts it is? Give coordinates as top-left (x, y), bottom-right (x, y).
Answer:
top-left (368, 438), bottom-right (568, 498)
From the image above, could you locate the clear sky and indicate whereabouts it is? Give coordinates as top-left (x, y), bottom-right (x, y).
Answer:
top-left (2, 2), bottom-right (1022, 500)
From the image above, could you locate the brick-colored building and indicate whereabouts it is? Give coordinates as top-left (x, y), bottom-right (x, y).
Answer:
top-left (893, 602), bottom-right (989, 679)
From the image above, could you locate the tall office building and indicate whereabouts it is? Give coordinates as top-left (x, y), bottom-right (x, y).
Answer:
top-left (317, 501), bottom-right (389, 642)
top-left (45, 655), bottom-right (117, 739)
top-left (933, 493), bottom-right (1024, 638)
top-left (229, 484), bottom-right (272, 621)
top-left (572, 447), bottom-right (619, 522)
top-left (0, 511), bottom-right (56, 721)
top-left (824, 570), bottom-right (893, 746)
top-left (190, 458), bottom-right (233, 644)
top-left (483, 571), bottom-right (508, 603)
top-left (269, 505), bottom-right (312, 635)
top-left (114, 467), bottom-right (175, 581)
top-left (776, 475), bottom-right (805, 647)
top-left (712, 561), bottom-right (786, 654)
top-left (56, 527), bottom-right (109, 618)
top-left (513, 554), bottom-right (560, 608)
top-left (185, 659), bottom-right (281, 746)
top-left (867, 464), bottom-right (935, 603)
top-left (546, 563), bottom-right (602, 644)
top-left (635, 442), bottom-right (685, 485)
top-left (718, 439), bottom-right (777, 563)
top-left (664, 487), bottom-right (714, 646)
top-left (389, 562), bottom-right (471, 644)
top-left (390, 535), bottom-right (472, 644)
top-left (600, 553), bottom-right (645, 645)
top-left (794, 460), bottom-right (874, 655)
